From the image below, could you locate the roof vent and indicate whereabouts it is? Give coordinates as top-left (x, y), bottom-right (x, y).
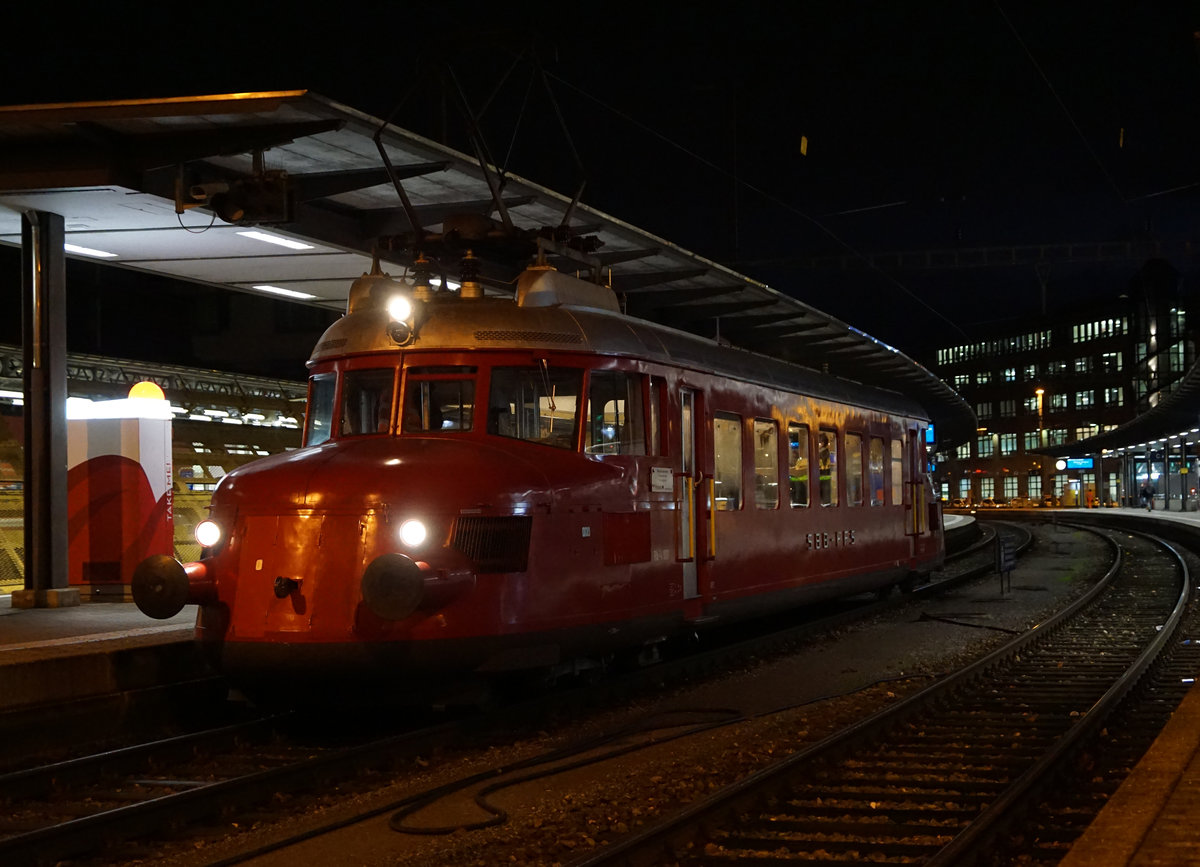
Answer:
top-left (515, 266), bottom-right (620, 313)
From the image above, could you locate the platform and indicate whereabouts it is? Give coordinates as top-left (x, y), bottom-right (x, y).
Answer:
top-left (1059, 683), bottom-right (1200, 866)
top-left (0, 593), bottom-right (200, 712)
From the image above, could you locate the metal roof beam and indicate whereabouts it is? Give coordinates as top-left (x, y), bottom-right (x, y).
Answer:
top-left (661, 299), bottom-right (779, 325)
top-left (362, 195), bottom-right (537, 235)
top-left (624, 285), bottom-right (742, 316)
top-left (609, 267), bottom-right (710, 292)
top-left (292, 163), bottom-right (449, 201)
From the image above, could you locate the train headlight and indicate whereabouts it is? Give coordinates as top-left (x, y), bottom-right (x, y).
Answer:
top-left (385, 293), bottom-right (417, 346)
top-left (195, 519), bottom-right (222, 548)
top-left (386, 294), bottom-right (413, 323)
top-left (399, 519), bottom-right (427, 548)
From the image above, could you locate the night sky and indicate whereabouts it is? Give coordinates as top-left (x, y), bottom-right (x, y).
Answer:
top-left (2, 2), bottom-right (1199, 370)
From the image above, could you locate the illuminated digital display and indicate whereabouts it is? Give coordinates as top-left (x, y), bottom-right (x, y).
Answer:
top-left (1066, 457), bottom-right (1093, 469)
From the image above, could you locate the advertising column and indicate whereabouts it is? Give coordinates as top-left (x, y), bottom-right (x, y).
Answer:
top-left (66, 383), bottom-right (172, 600)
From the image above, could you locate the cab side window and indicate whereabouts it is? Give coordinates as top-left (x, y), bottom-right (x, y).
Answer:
top-left (585, 371), bottom-right (645, 455)
top-left (305, 373), bottom-right (337, 446)
top-left (487, 365), bottom-right (582, 449)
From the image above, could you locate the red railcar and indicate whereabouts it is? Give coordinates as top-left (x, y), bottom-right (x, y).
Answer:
top-left (134, 266), bottom-right (944, 692)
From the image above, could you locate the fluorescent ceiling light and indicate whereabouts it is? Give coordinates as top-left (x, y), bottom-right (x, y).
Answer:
top-left (252, 284), bottom-right (317, 300)
top-left (65, 243), bottom-right (117, 258)
top-left (237, 230), bottom-right (313, 250)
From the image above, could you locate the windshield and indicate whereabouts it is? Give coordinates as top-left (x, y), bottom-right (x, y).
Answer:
top-left (403, 367), bottom-right (476, 433)
top-left (340, 368), bottom-right (397, 437)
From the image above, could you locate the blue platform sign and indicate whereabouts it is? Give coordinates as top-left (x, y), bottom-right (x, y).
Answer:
top-left (1066, 458), bottom-right (1094, 470)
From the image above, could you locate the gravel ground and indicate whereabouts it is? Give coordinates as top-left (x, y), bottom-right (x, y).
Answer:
top-left (128, 519), bottom-right (1108, 867)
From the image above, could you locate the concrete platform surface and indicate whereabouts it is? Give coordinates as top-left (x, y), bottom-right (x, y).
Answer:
top-left (0, 596), bottom-right (201, 712)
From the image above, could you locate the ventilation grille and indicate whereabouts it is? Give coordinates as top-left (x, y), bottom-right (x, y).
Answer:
top-left (451, 515), bottom-right (532, 572)
top-left (473, 330), bottom-right (583, 344)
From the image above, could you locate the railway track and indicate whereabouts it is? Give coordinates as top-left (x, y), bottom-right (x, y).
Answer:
top-left (574, 523), bottom-right (1190, 866)
top-left (0, 520), bottom-right (1037, 866)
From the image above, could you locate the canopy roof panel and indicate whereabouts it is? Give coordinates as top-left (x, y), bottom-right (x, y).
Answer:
top-left (0, 90), bottom-right (976, 447)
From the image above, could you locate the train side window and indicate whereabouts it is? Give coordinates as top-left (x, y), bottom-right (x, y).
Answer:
top-left (647, 377), bottom-right (663, 456)
top-left (818, 428), bottom-right (839, 506)
top-left (713, 412), bottom-right (743, 510)
top-left (339, 368), bottom-right (396, 437)
top-left (753, 419), bottom-right (779, 509)
top-left (788, 422), bottom-right (809, 507)
top-left (846, 432), bottom-right (864, 506)
top-left (869, 436), bottom-right (886, 506)
top-left (891, 437), bottom-right (905, 503)
top-left (487, 365), bottom-right (582, 449)
top-left (584, 371), bottom-right (645, 455)
top-left (305, 373), bottom-right (337, 446)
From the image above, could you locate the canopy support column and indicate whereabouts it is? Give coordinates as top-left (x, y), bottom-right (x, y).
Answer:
top-left (14, 210), bottom-right (77, 609)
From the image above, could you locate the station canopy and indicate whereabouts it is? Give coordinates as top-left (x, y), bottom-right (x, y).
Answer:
top-left (0, 90), bottom-right (976, 447)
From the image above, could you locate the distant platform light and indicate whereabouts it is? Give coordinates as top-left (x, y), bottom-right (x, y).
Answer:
top-left (237, 230), bottom-right (314, 250)
top-left (65, 243), bottom-right (117, 259)
top-left (253, 284), bottom-right (318, 300)
top-left (128, 381), bottom-right (165, 401)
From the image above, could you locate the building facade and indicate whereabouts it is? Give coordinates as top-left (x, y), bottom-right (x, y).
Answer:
top-left (927, 260), bottom-right (1196, 507)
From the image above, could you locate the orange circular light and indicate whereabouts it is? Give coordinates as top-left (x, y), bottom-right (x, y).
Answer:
top-left (129, 381), bottom-right (165, 400)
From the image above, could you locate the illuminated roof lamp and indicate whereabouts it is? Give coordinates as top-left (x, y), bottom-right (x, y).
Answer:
top-left (128, 381), bottom-right (165, 401)
top-left (346, 259), bottom-right (418, 346)
top-left (385, 292), bottom-right (417, 345)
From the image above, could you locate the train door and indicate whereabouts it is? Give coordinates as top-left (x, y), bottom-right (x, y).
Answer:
top-left (905, 424), bottom-right (929, 538)
top-left (677, 388), bottom-right (703, 599)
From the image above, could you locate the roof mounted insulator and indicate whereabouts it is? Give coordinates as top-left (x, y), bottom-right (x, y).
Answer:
top-left (459, 249), bottom-right (483, 299)
top-left (412, 253), bottom-right (435, 302)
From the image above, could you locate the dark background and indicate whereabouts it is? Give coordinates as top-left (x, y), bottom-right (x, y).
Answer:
top-left (2, 1), bottom-right (1198, 376)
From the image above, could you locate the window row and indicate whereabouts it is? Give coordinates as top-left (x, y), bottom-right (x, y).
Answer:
top-left (936, 330), bottom-right (1053, 365)
top-left (976, 388), bottom-right (1124, 420)
top-left (713, 415), bottom-right (905, 510)
top-left (1071, 317), bottom-right (1128, 343)
top-left (308, 365), bottom-right (663, 454)
top-left (952, 353), bottom-right (1124, 389)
